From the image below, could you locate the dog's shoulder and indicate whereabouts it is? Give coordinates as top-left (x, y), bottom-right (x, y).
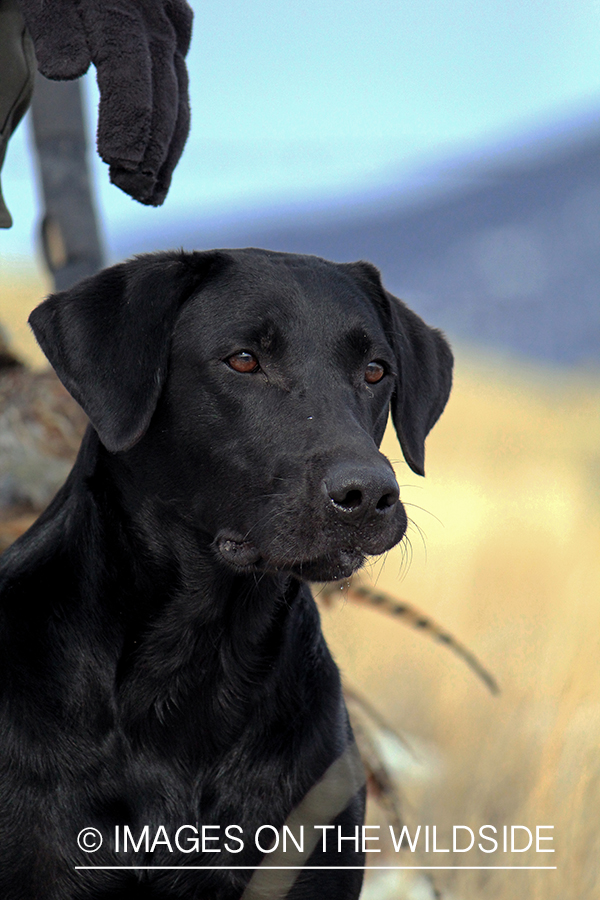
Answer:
top-left (0, 433), bottom-right (103, 654)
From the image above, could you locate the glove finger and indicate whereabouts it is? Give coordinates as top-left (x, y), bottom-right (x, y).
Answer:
top-left (108, 23), bottom-right (180, 203)
top-left (136, 0), bottom-right (193, 203)
top-left (78, 2), bottom-right (153, 168)
top-left (18, 0), bottom-right (90, 79)
top-left (165, 0), bottom-right (193, 56)
top-left (146, 50), bottom-right (190, 205)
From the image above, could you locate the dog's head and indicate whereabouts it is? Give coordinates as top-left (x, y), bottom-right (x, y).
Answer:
top-left (29, 249), bottom-right (452, 582)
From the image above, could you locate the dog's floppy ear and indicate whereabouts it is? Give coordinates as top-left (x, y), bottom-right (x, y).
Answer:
top-left (29, 250), bottom-right (231, 453)
top-left (385, 290), bottom-right (453, 476)
top-left (346, 261), bottom-right (453, 476)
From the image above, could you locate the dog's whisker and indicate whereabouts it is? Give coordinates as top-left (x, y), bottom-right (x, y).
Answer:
top-left (406, 516), bottom-right (429, 562)
top-left (403, 501), bottom-right (444, 529)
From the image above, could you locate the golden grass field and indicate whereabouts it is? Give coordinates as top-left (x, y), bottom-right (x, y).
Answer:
top-left (2, 268), bottom-right (600, 899)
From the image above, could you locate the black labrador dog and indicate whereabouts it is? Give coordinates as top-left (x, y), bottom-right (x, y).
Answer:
top-left (0, 249), bottom-right (452, 900)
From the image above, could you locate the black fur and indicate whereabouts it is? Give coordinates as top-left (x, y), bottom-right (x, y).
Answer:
top-left (0, 249), bottom-right (452, 899)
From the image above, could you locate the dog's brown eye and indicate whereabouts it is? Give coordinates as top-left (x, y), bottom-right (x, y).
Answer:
top-left (365, 361), bottom-right (385, 384)
top-left (227, 351), bottom-right (260, 373)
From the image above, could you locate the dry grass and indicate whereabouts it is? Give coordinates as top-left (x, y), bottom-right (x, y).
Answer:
top-left (2, 271), bottom-right (599, 897)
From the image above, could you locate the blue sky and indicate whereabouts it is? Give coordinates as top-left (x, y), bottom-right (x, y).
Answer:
top-left (2, 0), bottom-right (600, 263)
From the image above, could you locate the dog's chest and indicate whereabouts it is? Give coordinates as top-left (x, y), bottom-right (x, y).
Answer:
top-left (11, 718), bottom-right (302, 899)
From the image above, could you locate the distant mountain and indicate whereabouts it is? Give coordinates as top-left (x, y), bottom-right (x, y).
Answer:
top-left (114, 118), bottom-right (600, 366)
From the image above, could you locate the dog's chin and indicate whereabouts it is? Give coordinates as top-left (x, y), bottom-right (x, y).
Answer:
top-left (214, 534), bottom-right (364, 581)
top-left (288, 550), bottom-right (365, 582)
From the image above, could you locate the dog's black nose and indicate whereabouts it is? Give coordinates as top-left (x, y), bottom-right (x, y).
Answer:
top-left (324, 463), bottom-right (400, 518)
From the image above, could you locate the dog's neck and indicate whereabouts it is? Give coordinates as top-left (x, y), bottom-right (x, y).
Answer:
top-left (57, 428), bottom-right (305, 756)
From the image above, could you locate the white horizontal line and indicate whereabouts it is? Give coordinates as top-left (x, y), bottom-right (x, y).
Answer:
top-left (75, 865), bottom-right (557, 871)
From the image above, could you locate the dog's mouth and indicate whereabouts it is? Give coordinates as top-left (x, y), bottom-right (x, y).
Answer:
top-left (289, 550), bottom-right (365, 582)
top-left (215, 535), bottom-right (263, 570)
top-left (214, 533), bottom-right (364, 582)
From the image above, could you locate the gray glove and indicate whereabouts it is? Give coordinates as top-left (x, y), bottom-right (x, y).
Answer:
top-left (18, 0), bottom-right (194, 206)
